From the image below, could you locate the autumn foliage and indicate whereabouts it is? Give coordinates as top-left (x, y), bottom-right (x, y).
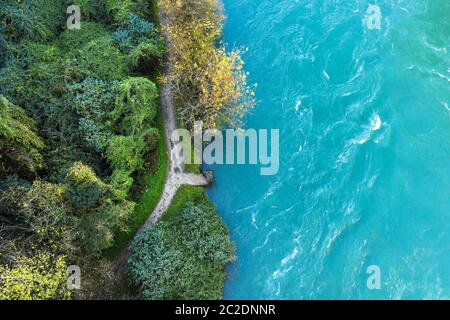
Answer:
top-left (160, 0), bottom-right (255, 129)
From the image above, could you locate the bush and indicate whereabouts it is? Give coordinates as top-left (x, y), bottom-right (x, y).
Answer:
top-left (143, 127), bottom-right (160, 152)
top-left (77, 198), bottom-right (133, 255)
top-left (129, 42), bottom-right (162, 75)
top-left (106, 0), bottom-right (148, 25)
top-left (0, 95), bottom-right (45, 176)
top-left (0, 252), bottom-right (70, 300)
top-left (0, 0), bottom-right (65, 43)
top-left (112, 14), bottom-right (159, 52)
top-left (58, 22), bottom-right (109, 51)
top-left (113, 77), bottom-right (158, 135)
top-left (64, 37), bottom-right (127, 81)
top-left (64, 162), bottom-right (108, 210)
top-left (66, 78), bottom-right (119, 152)
top-left (128, 202), bottom-right (235, 300)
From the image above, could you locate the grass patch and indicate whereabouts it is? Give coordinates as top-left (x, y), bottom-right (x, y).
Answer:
top-left (107, 111), bottom-right (168, 259)
top-left (161, 185), bottom-right (205, 222)
top-left (185, 163), bottom-right (201, 174)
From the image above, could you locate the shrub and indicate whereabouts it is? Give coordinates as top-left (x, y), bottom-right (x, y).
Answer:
top-left (66, 78), bottom-right (119, 152)
top-left (0, 95), bottom-right (45, 176)
top-left (0, 252), bottom-right (70, 300)
top-left (58, 22), bottom-right (109, 51)
top-left (112, 15), bottom-right (159, 52)
top-left (142, 127), bottom-right (160, 152)
top-left (128, 42), bottom-right (162, 75)
top-left (109, 169), bottom-right (134, 200)
top-left (64, 37), bottom-right (127, 81)
top-left (107, 135), bottom-right (146, 174)
top-left (113, 77), bottom-right (158, 135)
top-left (172, 203), bottom-right (235, 265)
top-left (64, 162), bottom-right (108, 210)
top-left (0, 0), bottom-right (65, 43)
top-left (106, 0), bottom-right (148, 25)
top-left (77, 198), bottom-right (133, 255)
top-left (128, 202), bottom-right (235, 300)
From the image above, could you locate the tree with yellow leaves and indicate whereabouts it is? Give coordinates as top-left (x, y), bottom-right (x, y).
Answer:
top-left (0, 252), bottom-right (70, 300)
top-left (160, 0), bottom-right (255, 129)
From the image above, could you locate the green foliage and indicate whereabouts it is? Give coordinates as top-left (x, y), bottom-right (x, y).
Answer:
top-left (64, 37), bottom-right (127, 81)
top-left (0, 25), bottom-right (8, 67)
top-left (0, 252), bottom-right (70, 300)
top-left (106, 0), bottom-right (148, 24)
top-left (129, 42), bottom-right (163, 76)
top-left (106, 132), bottom-right (159, 199)
top-left (0, 0), bottom-right (65, 43)
top-left (0, 180), bottom-right (75, 256)
top-left (0, 43), bottom-right (66, 126)
top-left (77, 198), bottom-right (133, 255)
top-left (63, 162), bottom-right (134, 255)
top-left (107, 114), bottom-right (167, 258)
top-left (112, 14), bottom-right (158, 52)
top-left (66, 78), bottom-right (119, 152)
top-left (129, 201), bottom-right (235, 300)
top-left (64, 162), bottom-right (108, 210)
top-left (0, 96), bottom-right (45, 176)
top-left (58, 22), bottom-right (109, 51)
top-left (171, 204), bottom-right (235, 265)
top-left (65, 0), bottom-right (106, 22)
top-left (107, 135), bottom-right (146, 175)
top-left (113, 77), bottom-right (159, 135)
top-left (142, 127), bottom-right (160, 152)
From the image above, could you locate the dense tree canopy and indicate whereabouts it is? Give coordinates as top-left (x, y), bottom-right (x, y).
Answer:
top-left (0, 0), bottom-right (162, 299)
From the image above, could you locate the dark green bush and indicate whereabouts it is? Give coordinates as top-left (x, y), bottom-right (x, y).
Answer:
top-left (0, 0), bottom-right (65, 43)
top-left (64, 162), bottom-right (108, 210)
top-left (64, 37), bottom-right (128, 81)
top-left (129, 42), bottom-right (163, 75)
top-left (112, 14), bottom-right (159, 52)
top-left (58, 22), bottom-right (109, 51)
top-left (128, 202), bottom-right (235, 300)
top-left (113, 77), bottom-right (159, 135)
top-left (106, 0), bottom-right (148, 25)
top-left (66, 78), bottom-right (119, 152)
top-left (142, 127), bottom-right (160, 152)
top-left (77, 198), bottom-right (134, 255)
top-left (0, 96), bottom-right (45, 177)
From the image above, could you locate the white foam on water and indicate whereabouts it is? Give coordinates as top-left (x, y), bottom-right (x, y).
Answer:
top-left (370, 113), bottom-right (382, 131)
top-left (281, 247), bottom-right (299, 266)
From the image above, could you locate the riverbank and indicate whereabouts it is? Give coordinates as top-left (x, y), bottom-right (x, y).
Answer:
top-left (114, 0), bottom-right (242, 300)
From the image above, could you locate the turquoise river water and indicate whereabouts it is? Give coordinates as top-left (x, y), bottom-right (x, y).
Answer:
top-left (206, 0), bottom-right (450, 299)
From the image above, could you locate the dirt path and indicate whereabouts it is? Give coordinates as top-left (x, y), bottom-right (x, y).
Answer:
top-left (141, 10), bottom-right (209, 229)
